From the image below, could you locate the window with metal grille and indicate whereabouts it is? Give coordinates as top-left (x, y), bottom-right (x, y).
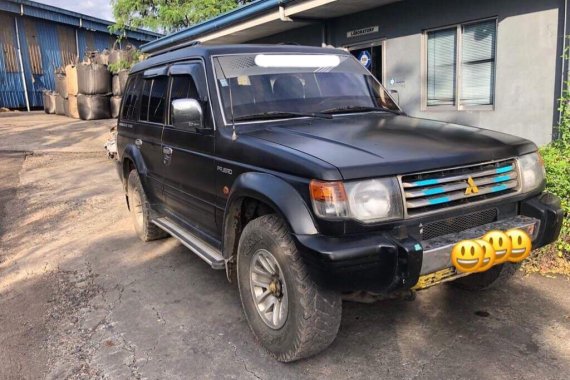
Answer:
top-left (425, 19), bottom-right (496, 109)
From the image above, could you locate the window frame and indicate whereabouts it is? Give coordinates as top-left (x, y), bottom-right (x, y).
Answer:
top-left (165, 60), bottom-right (211, 130)
top-left (422, 17), bottom-right (498, 112)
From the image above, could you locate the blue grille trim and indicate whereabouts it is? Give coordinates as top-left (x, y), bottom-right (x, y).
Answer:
top-left (496, 165), bottom-right (513, 174)
top-left (428, 196), bottom-right (451, 205)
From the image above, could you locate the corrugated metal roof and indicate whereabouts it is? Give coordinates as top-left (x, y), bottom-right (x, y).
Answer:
top-left (1, 0), bottom-right (162, 42)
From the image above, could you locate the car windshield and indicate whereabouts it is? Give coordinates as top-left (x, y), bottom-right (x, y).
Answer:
top-left (213, 53), bottom-right (399, 123)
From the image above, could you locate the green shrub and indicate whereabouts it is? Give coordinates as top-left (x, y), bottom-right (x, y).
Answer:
top-left (108, 60), bottom-right (132, 74)
top-left (539, 143), bottom-right (570, 254)
top-left (525, 61), bottom-right (570, 273)
top-left (524, 43), bottom-right (570, 273)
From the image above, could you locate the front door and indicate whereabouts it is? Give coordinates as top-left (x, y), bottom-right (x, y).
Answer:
top-left (160, 63), bottom-right (218, 243)
top-left (133, 71), bottom-right (168, 204)
top-left (350, 44), bottom-right (383, 83)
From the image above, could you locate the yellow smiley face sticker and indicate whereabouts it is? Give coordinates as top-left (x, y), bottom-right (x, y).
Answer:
top-left (475, 239), bottom-right (496, 272)
top-left (505, 229), bottom-right (532, 263)
top-left (451, 240), bottom-right (484, 273)
top-left (482, 230), bottom-right (512, 264)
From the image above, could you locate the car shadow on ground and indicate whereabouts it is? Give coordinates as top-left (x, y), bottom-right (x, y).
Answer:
top-left (49, 229), bottom-right (570, 380)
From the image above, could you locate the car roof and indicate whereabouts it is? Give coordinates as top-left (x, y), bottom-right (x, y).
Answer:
top-left (131, 44), bottom-right (350, 74)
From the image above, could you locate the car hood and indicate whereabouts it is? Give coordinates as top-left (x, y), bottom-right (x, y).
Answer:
top-left (243, 114), bottom-right (537, 180)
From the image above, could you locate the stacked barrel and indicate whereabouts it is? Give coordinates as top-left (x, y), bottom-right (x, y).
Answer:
top-left (53, 68), bottom-right (67, 116)
top-left (108, 46), bottom-right (134, 118)
top-left (65, 64), bottom-right (80, 118)
top-left (42, 91), bottom-right (56, 114)
top-left (76, 62), bottom-right (112, 120)
top-left (42, 46), bottom-right (136, 119)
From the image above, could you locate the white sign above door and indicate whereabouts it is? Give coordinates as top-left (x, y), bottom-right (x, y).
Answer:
top-left (347, 26), bottom-right (379, 38)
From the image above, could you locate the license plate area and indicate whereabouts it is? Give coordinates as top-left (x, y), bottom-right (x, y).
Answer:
top-left (419, 215), bottom-right (539, 275)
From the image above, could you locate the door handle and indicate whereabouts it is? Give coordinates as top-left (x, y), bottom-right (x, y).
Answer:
top-left (162, 146), bottom-right (173, 166)
top-left (135, 139), bottom-right (143, 147)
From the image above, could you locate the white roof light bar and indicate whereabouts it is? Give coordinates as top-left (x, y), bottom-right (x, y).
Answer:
top-left (254, 54), bottom-right (341, 68)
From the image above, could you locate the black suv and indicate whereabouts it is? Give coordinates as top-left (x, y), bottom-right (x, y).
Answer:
top-left (116, 44), bottom-right (563, 362)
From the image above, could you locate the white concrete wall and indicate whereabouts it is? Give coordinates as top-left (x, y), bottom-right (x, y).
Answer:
top-left (328, 0), bottom-right (565, 146)
top-left (383, 8), bottom-right (560, 146)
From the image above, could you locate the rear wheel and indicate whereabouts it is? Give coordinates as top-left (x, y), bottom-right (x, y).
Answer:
top-left (237, 214), bottom-right (342, 362)
top-left (449, 262), bottom-right (520, 291)
top-left (127, 169), bottom-right (167, 242)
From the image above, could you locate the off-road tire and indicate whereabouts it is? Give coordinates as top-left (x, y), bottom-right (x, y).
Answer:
top-left (127, 169), bottom-right (167, 242)
top-left (449, 262), bottom-right (520, 291)
top-left (237, 214), bottom-right (342, 362)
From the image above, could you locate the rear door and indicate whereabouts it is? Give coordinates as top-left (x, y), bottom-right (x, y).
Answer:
top-left (135, 67), bottom-right (169, 204)
top-left (161, 62), bottom-right (218, 241)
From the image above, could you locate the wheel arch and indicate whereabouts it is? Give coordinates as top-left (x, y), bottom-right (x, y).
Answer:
top-left (121, 145), bottom-right (148, 185)
top-left (222, 172), bottom-right (318, 263)
top-left (121, 144), bottom-right (149, 208)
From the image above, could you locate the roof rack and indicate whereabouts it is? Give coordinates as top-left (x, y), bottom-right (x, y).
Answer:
top-left (149, 40), bottom-right (202, 57)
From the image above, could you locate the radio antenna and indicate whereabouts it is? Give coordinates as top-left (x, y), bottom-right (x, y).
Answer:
top-left (229, 80), bottom-right (237, 141)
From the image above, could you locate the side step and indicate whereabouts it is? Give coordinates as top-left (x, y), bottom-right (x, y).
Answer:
top-left (152, 217), bottom-right (225, 270)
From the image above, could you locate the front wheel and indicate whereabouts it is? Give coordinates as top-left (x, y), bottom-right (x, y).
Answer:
top-left (237, 214), bottom-right (342, 362)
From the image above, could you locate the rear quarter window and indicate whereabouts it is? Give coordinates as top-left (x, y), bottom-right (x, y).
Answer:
top-left (120, 74), bottom-right (142, 120)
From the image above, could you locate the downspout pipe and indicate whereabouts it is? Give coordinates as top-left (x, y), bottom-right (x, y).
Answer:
top-left (14, 16), bottom-right (30, 112)
top-left (558, 0), bottom-right (568, 132)
top-left (140, 0), bottom-right (295, 53)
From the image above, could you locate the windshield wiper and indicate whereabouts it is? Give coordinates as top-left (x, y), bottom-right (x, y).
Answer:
top-left (233, 111), bottom-right (332, 122)
top-left (321, 105), bottom-right (402, 115)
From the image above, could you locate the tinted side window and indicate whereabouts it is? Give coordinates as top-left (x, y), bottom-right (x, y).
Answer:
top-left (149, 77), bottom-right (168, 123)
top-left (169, 75), bottom-right (207, 130)
top-left (121, 74), bottom-right (142, 120)
top-left (140, 79), bottom-right (151, 121)
top-left (170, 75), bottom-right (199, 102)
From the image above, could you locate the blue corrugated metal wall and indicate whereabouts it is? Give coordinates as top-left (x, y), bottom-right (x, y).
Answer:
top-left (76, 29), bottom-right (87, 60)
top-left (0, 15), bottom-right (116, 109)
top-left (18, 17), bottom-right (63, 107)
top-left (93, 32), bottom-right (115, 52)
top-left (0, 13), bottom-right (26, 108)
top-left (0, 5), bottom-right (158, 110)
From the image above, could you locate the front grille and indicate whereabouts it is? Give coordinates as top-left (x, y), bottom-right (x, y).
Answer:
top-left (401, 159), bottom-right (519, 217)
top-left (421, 209), bottom-right (498, 240)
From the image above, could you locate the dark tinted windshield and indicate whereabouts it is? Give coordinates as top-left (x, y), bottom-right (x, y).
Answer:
top-left (213, 53), bottom-right (399, 122)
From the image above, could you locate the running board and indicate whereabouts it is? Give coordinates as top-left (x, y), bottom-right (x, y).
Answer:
top-left (152, 217), bottom-right (225, 270)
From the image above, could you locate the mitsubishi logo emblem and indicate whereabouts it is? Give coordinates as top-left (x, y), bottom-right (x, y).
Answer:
top-left (465, 177), bottom-right (479, 195)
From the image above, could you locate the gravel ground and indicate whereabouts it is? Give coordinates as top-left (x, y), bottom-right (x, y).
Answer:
top-left (1, 112), bottom-right (570, 379)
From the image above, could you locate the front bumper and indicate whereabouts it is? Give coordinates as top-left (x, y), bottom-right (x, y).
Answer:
top-left (294, 193), bottom-right (564, 293)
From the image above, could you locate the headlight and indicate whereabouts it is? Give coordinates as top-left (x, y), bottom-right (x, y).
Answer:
top-left (518, 152), bottom-right (546, 193)
top-left (310, 178), bottom-right (403, 223)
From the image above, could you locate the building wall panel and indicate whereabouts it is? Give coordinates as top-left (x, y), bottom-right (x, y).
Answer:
top-left (19, 17), bottom-right (63, 106)
top-left (57, 24), bottom-right (78, 65)
top-left (0, 12), bottom-right (26, 108)
top-left (93, 32), bottom-right (115, 52)
top-left (327, 0), bottom-right (562, 145)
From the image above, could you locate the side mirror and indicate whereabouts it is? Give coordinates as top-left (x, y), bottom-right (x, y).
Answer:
top-left (171, 98), bottom-right (203, 130)
top-left (389, 89), bottom-right (400, 104)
